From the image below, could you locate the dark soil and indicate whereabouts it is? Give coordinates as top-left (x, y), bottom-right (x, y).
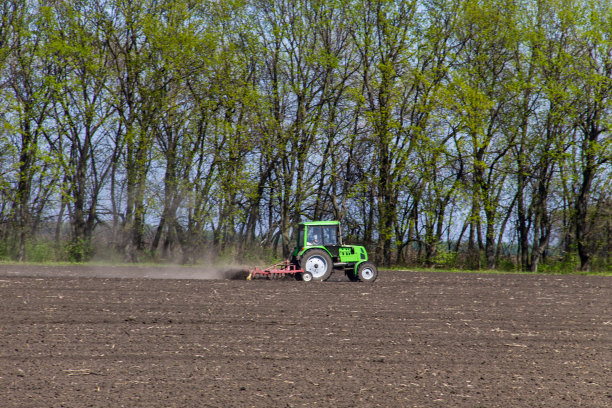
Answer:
top-left (1, 265), bottom-right (610, 407)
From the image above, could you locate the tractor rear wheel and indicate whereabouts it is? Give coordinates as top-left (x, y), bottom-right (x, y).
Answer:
top-left (301, 249), bottom-right (332, 281)
top-left (357, 262), bottom-right (378, 282)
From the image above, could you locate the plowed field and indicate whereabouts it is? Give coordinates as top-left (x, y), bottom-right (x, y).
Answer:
top-left (1, 265), bottom-right (610, 407)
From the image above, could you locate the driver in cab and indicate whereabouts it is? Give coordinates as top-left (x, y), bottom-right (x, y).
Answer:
top-left (307, 233), bottom-right (321, 245)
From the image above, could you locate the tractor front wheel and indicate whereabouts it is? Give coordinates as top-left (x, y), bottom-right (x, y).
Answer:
top-left (301, 249), bottom-right (332, 281)
top-left (357, 262), bottom-right (378, 283)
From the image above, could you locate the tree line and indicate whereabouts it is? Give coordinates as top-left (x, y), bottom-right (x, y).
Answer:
top-left (0, 0), bottom-right (610, 271)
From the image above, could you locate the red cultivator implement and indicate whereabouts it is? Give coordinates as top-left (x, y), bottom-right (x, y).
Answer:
top-left (247, 260), bottom-right (304, 280)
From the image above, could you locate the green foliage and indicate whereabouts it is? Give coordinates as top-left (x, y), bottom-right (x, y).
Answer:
top-left (26, 240), bottom-right (60, 263)
top-left (65, 238), bottom-right (94, 263)
top-left (0, 0), bottom-right (610, 274)
top-left (430, 246), bottom-right (457, 269)
top-left (537, 256), bottom-right (581, 274)
top-left (0, 239), bottom-right (9, 261)
top-left (496, 257), bottom-right (517, 272)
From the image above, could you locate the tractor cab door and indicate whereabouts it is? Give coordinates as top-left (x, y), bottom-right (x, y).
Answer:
top-left (322, 225), bottom-right (339, 245)
top-left (322, 225), bottom-right (341, 259)
top-left (306, 225), bottom-right (323, 246)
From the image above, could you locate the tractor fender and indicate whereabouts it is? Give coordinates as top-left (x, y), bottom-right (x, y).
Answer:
top-left (296, 246), bottom-right (332, 260)
top-left (344, 260), bottom-right (366, 281)
top-left (353, 260), bottom-right (367, 274)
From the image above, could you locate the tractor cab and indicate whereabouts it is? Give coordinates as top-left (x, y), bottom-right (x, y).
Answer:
top-left (294, 221), bottom-right (341, 255)
top-left (299, 222), bottom-right (340, 247)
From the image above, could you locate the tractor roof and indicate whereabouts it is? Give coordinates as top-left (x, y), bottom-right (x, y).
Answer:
top-left (299, 220), bottom-right (340, 226)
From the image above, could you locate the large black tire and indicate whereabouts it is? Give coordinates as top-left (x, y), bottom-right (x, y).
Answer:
top-left (300, 249), bottom-right (333, 281)
top-left (345, 270), bottom-right (359, 282)
top-left (357, 262), bottom-right (378, 283)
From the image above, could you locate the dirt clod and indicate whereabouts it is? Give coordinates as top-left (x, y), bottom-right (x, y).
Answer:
top-left (221, 268), bottom-right (251, 280)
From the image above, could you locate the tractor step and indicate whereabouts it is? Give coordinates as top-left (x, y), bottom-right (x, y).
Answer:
top-left (247, 260), bottom-right (303, 280)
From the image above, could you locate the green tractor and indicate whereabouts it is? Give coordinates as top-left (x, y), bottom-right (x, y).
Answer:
top-left (291, 221), bottom-right (377, 282)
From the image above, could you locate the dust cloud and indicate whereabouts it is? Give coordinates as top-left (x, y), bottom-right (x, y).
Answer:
top-left (0, 264), bottom-right (252, 280)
